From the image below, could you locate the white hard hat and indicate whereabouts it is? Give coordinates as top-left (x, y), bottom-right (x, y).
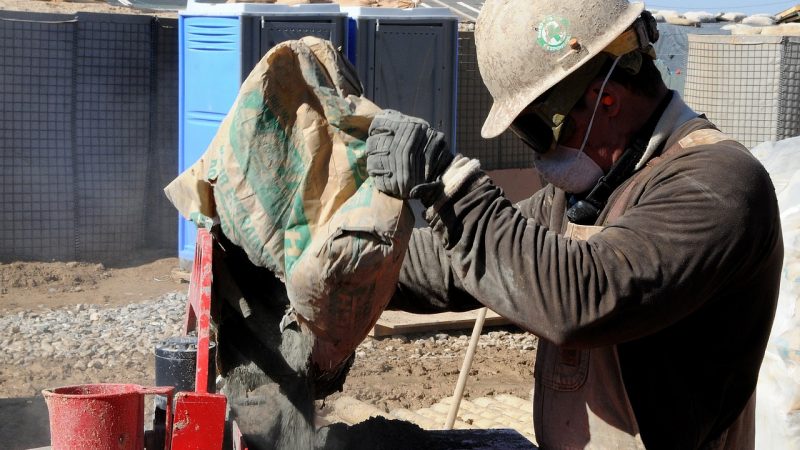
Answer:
top-left (476, 0), bottom-right (647, 138)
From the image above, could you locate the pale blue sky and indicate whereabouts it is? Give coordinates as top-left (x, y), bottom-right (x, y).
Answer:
top-left (643, 0), bottom-right (797, 15)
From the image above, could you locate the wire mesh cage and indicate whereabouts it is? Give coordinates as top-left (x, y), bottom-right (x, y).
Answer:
top-left (0, 12), bottom-right (178, 263)
top-left (456, 31), bottom-right (532, 170)
top-left (0, 14), bottom-right (78, 261)
top-left (1, 19), bottom-right (547, 262)
top-left (147, 19), bottom-right (179, 251)
top-left (73, 14), bottom-right (154, 261)
top-left (684, 35), bottom-right (800, 148)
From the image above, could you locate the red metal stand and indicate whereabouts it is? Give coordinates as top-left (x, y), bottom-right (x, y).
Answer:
top-left (183, 227), bottom-right (214, 394)
top-left (170, 228), bottom-right (228, 450)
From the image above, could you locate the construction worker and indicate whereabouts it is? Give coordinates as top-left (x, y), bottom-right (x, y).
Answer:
top-left (365, 0), bottom-right (782, 448)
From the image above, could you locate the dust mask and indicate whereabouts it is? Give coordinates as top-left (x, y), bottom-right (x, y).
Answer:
top-left (533, 145), bottom-right (604, 194)
top-left (532, 54), bottom-right (623, 194)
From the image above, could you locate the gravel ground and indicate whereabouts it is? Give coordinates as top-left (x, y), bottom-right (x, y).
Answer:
top-left (0, 291), bottom-right (534, 409)
top-left (356, 329), bottom-right (536, 361)
top-left (0, 286), bottom-right (534, 449)
top-left (2, 292), bottom-right (185, 367)
top-left (0, 293), bottom-right (186, 397)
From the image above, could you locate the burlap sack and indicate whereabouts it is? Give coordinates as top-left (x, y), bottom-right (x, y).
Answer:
top-left (165, 37), bottom-right (413, 373)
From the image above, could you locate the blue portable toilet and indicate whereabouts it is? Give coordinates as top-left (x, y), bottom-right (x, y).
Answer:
top-left (343, 7), bottom-right (459, 148)
top-left (178, 1), bottom-right (347, 265)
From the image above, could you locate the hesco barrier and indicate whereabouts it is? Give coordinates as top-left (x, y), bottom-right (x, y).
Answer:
top-left (455, 31), bottom-right (532, 170)
top-left (685, 34), bottom-right (800, 149)
top-left (652, 22), bottom-right (729, 95)
top-left (0, 11), bottom-right (177, 263)
top-left (0, 11), bottom-right (529, 263)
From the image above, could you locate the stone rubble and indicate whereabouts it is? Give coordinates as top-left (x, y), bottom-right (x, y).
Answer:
top-left (354, 328), bottom-right (538, 361)
top-left (1, 289), bottom-right (537, 371)
top-left (0, 290), bottom-right (537, 400)
top-left (1, 292), bottom-right (186, 374)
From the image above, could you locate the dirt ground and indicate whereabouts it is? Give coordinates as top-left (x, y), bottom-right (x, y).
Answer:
top-left (0, 256), bottom-right (533, 447)
top-left (0, 0), bottom-right (177, 16)
top-left (0, 256), bottom-right (533, 405)
top-left (0, 253), bottom-right (183, 313)
top-left (0, 255), bottom-right (186, 392)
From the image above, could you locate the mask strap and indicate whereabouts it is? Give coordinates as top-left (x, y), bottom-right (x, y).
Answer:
top-left (576, 54), bottom-right (623, 154)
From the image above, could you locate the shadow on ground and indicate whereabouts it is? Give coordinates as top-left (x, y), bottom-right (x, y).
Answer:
top-left (0, 396), bottom-right (50, 450)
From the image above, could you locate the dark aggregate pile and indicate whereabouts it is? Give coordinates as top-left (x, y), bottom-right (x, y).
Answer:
top-left (212, 230), bottom-right (347, 449)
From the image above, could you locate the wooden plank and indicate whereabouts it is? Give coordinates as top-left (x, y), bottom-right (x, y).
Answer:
top-left (370, 309), bottom-right (510, 337)
top-left (777, 5), bottom-right (800, 23)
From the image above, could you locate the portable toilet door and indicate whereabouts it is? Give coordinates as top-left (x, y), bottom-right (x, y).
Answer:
top-left (344, 7), bottom-right (459, 148)
top-left (178, 2), bottom-right (347, 266)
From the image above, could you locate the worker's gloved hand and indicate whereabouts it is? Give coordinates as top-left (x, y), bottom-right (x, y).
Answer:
top-left (366, 110), bottom-right (453, 204)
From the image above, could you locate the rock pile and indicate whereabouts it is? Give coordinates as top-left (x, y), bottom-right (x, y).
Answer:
top-left (0, 292), bottom-right (537, 407)
top-left (355, 328), bottom-right (537, 361)
top-left (0, 293), bottom-right (186, 395)
top-left (1, 295), bottom-right (537, 370)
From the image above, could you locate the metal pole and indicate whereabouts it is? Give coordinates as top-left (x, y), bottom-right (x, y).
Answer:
top-left (444, 307), bottom-right (488, 430)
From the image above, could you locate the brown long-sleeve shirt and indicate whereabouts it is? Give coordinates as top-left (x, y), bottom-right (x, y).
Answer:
top-left (390, 117), bottom-right (783, 448)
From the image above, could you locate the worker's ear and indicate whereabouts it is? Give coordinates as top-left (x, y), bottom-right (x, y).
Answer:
top-left (586, 80), bottom-right (623, 118)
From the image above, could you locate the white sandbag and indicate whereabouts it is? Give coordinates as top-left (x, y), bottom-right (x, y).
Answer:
top-left (719, 12), bottom-right (746, 22)
top-left (751, 136), bottom-right (800, 450)
top-left (728, 24), bottom-right (763, 35)
top-left (742, 15), bottom-right (776, 26)
top-left (665, 14), bottom-right (700, 27)
top-left (761, 23), bottom-right (800, 36)
top-left (684, 11), bottom-right (717, 23)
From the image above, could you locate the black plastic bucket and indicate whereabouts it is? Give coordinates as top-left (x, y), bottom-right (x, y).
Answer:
top-left (153, 336), bottom-right (216, 410)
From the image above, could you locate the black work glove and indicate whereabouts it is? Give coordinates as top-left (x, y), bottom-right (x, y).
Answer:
top-left (366, 110), bottom-right (453, 203)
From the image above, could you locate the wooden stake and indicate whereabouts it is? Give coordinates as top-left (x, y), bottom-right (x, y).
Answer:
top-left (444, 307), bottom-right (488, 430)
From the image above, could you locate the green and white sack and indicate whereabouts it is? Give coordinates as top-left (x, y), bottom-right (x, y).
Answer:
top-left (165, 37), bottom-right (413, 374)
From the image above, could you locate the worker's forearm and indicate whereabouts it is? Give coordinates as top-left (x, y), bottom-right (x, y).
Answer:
top-left (420, 152), bottom-right (763, 348)
top-left (387, 183), bottom-right (553, 315)
top-left (424, 178), bottom-right (608, 345)
top-left (387, 227), bottom-right (483, 313)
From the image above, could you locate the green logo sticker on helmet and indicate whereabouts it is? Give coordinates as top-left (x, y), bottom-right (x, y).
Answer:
top-left (537, 16), bottom-right (571, 52)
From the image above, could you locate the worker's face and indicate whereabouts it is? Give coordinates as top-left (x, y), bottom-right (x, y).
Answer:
top-left (559, 80), bottom-right (629, 172)
top-left (510, 83), bottom-right (625, 170)
top-left (511, 78), bottom-right (633, 193)
top-left (511, 84), bottom-right (610, 194)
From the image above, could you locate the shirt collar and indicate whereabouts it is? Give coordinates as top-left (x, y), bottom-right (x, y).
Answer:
top-left (635, 91), bottom-right (699, 170)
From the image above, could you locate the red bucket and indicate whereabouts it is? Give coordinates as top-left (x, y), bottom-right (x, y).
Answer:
top-left (42, 383), bottom-right (173, 450)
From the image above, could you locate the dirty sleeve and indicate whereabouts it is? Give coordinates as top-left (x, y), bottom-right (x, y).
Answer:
top-left (389, 185), bottom-right (553, 313)
top-left (414, 145), bottom-right (782, 349)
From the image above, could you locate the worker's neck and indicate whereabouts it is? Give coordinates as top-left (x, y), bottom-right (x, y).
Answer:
top-left (621, 86), bottom-right (669, 136)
